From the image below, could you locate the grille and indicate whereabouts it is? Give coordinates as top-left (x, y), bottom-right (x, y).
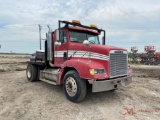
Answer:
top-left (109, 51), bottom-right (128, 78)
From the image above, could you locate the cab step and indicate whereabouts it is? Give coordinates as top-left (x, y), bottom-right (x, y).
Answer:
top-left (39, 78), bottom-right (57, 85)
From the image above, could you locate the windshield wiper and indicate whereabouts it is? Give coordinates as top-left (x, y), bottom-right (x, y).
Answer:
top-left (71, 41), bottom-right (82, 43)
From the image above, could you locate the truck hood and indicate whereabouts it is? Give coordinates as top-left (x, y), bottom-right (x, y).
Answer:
top-left (67, 43), bottom-right (128, 79)
top-left (70, 43), bottom-right (127, 56)
top-left (90, 44), bottom-right (127, 55)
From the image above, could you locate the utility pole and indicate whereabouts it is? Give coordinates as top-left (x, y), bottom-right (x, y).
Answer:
top-left (38, 24), bottom-right (42, 50)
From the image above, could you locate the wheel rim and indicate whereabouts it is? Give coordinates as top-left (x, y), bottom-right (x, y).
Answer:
top-left (27, 66), bottom-right (32, 78)
top-left (66, 77), bottom-right (77, 97)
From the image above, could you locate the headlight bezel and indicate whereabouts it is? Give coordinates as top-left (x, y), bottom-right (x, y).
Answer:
top-left (89, 68), bottom-right (106, 75)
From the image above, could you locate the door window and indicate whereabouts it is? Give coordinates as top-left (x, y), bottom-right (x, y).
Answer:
top-left (61, 31), bottom-right (67, 43)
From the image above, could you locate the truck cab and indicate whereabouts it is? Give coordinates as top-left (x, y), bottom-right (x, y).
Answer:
top-left (26, 20), bottom-right (132, 102)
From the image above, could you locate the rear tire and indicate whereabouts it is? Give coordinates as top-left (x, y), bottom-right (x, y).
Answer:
top-left (26, 64), bottom-right (38, 82)
top-left (63, 70), bottom-right (87, 102)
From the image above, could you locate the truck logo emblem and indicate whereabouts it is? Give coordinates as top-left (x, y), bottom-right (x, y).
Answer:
top-left (114, 51), bottom-right (123, 53)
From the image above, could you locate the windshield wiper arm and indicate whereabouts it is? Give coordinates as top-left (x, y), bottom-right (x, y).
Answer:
top-left (71, 41), bottom-right (82, 43)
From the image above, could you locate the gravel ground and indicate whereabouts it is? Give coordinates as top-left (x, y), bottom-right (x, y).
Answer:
top-left (0, 56), bottom-right (160, 120)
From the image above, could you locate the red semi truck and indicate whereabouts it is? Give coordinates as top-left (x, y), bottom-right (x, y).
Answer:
top-left (26, 20), bottom-right (132, 102)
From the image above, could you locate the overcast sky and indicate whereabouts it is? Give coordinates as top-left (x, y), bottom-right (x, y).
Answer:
top-left (0, 0), bottom-right (160, 53)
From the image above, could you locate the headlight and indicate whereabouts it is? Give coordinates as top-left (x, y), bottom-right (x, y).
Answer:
top-left (89, 69), bottom-right (105, 75)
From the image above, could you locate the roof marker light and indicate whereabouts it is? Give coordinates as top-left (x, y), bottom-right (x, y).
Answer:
top-left (90, 24), bottom-right (97, 28)
top-left (72, 20), bottom-right (81, 24)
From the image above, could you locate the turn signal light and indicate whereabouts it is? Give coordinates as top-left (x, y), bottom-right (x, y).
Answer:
top-left (89, 69), bottom-right (95, 75)
top-left (72, 20), bottom-right (81, 24)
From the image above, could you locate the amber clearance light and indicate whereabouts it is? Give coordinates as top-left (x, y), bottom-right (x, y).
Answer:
top-left (90, 24), bottom-right (97, 28)
top-left (72, 20), bottom-right (81, 24)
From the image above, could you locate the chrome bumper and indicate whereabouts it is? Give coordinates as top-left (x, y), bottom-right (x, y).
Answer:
top-left (88, 76), bottom-right (132, 92)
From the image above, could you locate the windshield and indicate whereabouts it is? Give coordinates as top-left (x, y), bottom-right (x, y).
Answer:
top-left (69, 30), bottom-right (100, 44)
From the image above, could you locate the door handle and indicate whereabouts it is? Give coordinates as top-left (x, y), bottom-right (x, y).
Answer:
top-left (63, 52), bottom-right (67, 61)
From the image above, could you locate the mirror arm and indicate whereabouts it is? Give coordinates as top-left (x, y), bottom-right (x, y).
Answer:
top-left (103, 31), bottom-right (105, 45)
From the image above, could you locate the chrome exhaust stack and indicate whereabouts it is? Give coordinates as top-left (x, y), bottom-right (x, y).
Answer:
top-left (47, 25), bottom-right (53, 61)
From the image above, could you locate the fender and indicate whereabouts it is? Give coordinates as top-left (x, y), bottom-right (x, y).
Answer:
top-left (65, 58), bottom-right (109, 79)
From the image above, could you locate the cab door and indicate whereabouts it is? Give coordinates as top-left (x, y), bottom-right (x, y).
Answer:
top-left (55, 30), bottom-right (68, 66)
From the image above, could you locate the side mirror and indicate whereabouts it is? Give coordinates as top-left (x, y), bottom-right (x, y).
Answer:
top-left (83, 40), bottom-right (89, 47)
top-left (55, 41), bottom-right (61, 46)
top-left (56, 29), bottom-right (59, 41)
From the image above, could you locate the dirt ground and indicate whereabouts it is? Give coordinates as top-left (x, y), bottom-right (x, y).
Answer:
top-left (0, 55), bottom-right (160, 120)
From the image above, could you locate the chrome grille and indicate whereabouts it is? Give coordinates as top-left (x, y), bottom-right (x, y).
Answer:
top-left (109, 51), bottom-right (128, 78)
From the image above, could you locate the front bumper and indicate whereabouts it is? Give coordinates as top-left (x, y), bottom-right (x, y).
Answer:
top-left (88, 76), bottom-right (132, 92)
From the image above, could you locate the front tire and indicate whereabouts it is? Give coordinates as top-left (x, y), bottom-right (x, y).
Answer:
top-left (26, 64), bottom-right (38, 82)
top-left (63, 70), bottom-right (87, 102)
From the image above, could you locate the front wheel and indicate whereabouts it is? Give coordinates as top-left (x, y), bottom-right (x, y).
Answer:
top-left (26, 64), bottom-right (38, 82)
top-left (63, 70), bottom-right (87, 102)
